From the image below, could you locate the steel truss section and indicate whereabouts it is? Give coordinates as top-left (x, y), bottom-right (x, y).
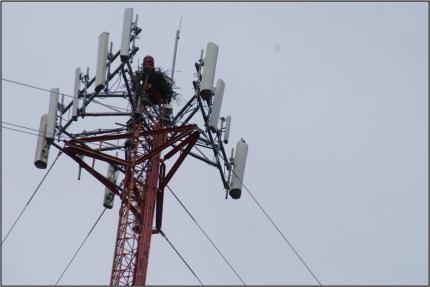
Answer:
top-left (59, 122), bottom-right (200, 285)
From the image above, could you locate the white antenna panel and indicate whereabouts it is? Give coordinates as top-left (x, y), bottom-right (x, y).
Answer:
top-left (95, 32), bottom-right (109, 92)
top-left (34, 114), bottom-right (50, 169)
top-left (209, 79), bottom-right (225, 132)
top-left (208, 79), bottom-right (225, 132)
top-left (103, 164), bottom-right (119, 209)
top-left (120, 8), bottom-right (133, 62)
top-left (199, 42), bottom-right (219, 99)
top-left (229, 139), bottom-right (248, 199)
top-left (72, 67), bottom-right (81, 118)
top-left (46, 88), bottom-right (59, 141)
top-left (223, 115), bottom-right (231, 144)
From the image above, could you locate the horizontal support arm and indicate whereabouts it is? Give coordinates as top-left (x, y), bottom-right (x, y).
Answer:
top-left (65, 143), bottom-right (129, 167)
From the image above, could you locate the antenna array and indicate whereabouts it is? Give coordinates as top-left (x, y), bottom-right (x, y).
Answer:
top-left (33, 8), bottom-right (248, 285)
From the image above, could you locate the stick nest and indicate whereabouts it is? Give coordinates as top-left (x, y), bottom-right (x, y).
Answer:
top-left (132, 68), bottom-right (179, 104)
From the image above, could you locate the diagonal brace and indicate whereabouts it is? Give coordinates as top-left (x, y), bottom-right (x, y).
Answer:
top-left (159, 131), bottom-right (200, 190)
top-left (61, 147), bottom-right (140, 218)
top-left (62, 148), bottom-right (122, 196)
top-left (164, 131), bottom-right (200, 160)
top-left (134, 129), bottom-right (195, 166)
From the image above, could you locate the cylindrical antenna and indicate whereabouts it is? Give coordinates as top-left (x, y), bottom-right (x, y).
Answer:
top-left (95, 32), bottom-right (109, 92)
top-left (131, 14), bottom-right (139, 53)
top-left (105, 41), bottom-right (113, 92)
top-left (229, 139), bottom-right (248, 199)
top-left (58, 93), bottom-right (64, 141)
top-left (103, 164), bottom-right (118, 209)
top-left (208, 79), bottom-right (225, 132)
top-left (223, 115), bottom-right (231, 144)
top-left (72, 67), bottom-right (81, 119)
top-left (46, 88), bottom-right (59, 141)
top-left (200, 42), bottom-right (219, 100)
top-left (83, 67), bottom-right (89, 108)
top-left (34, 114), bottom-right (50, 169)
top-left (170, 17), bottom-right (182, 81)
top-left (225, 146), bottom-right (235, 199)
top-left (120, 8), bottom-right (134, 62)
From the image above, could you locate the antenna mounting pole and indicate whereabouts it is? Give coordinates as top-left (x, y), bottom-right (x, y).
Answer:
top-left (170, 17), bottom-right (182, 81)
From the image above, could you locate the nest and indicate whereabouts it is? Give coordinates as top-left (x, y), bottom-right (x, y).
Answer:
top-left (132, 68), bottom-right (179, 105)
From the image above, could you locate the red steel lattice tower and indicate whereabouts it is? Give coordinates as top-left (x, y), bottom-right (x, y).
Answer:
top-left (38, 8), bottom-right (247, 286)
top-left (61, 89), bottom-right (200, 285)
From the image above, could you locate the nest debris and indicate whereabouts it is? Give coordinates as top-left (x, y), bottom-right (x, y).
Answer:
top-left (132, 68), bottom-right (179, 105)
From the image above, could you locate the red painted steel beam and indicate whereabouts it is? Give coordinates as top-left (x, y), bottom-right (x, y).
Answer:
top-left (62, 115), bottom-right (199, 286)
top-left (163, 134), bottom-right (194, 160)
top-left (160, 131), bottom-right (200, 190)
top-left (132, 125), bottom-right (166, 285)
top-left (63, 149), bottom-right (121, 196)
top-left (134, 129), bottom-right (195, 166)
top-left (61, 146), bottom-right (141, 218)
top-left (110, 123), bottom-right (142, 286)
top-left (70, 124), bottom-right (196, 143)
top-left (65, 144), bottom-right (129, 167)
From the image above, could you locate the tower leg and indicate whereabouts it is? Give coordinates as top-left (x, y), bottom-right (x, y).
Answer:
top-left (110, 124), bottom-right (141, 286)
top-left (109, 122), bottom-right (166, 286)
top-left (133, 125), bottom-right (165, 285)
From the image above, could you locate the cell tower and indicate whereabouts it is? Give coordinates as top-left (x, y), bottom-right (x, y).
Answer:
top-left (34, 8), bottom-right (248, 285)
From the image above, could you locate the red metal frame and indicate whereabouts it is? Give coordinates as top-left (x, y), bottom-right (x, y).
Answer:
top-left (61, 121), bottom-right (200, 285)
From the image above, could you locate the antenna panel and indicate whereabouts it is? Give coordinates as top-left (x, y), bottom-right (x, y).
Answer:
top-left (95, 32), bottom-right (109, 92)
top-left (208, 79), bottom-right (225, 132)
top-left (229, 139), bottom-right (248, 199)
top-left (72, 67), bottom-right (81, 118)
top-left (223, 115), bottom-right (231, 144)
top-left (103, 164), bottom-right (119, 209)
top-left (200, 42), bottom-right (219, 100)
top-left (120, 8), bottom-right (133, 62)
top-left (46, 88), bottom-right (59, 140)
top-left (34, 114), bottom-right (50, 169)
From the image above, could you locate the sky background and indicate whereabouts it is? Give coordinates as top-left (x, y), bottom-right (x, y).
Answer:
top-left (2, 2), bottom-right (428, 285)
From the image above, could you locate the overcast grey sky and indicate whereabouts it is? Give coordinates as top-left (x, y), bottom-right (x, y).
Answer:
top-left (2, 2), bottom-right (428, 285)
